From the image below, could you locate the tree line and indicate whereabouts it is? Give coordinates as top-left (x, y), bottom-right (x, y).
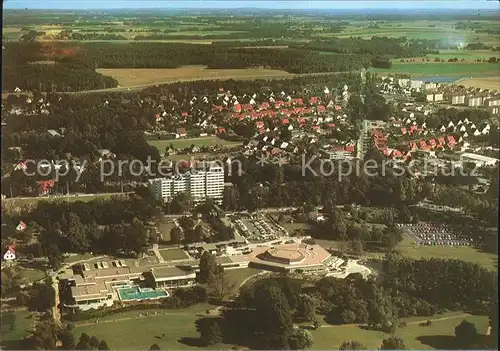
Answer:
top-left (5, 42), bottom-right (369, 73)
top-left (289, 36), bottom-right (439, 59)
top-left (2, 62), bottom-right (118, 92)
top-left (194, 253), bottom-right (497, 350)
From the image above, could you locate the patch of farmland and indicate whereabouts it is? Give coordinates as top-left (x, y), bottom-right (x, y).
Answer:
top-left (96, 65), bottom-right (292, 87)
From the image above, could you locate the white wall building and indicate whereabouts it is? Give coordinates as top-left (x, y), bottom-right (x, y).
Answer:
top-left (424, 82), bottom-right (437, 90)
top-left (460, 153), bottom-right (498, 167)
top-left (148, 163), bottom-right (225, 204)
top-left (466, 96), bottom-right (483, 107)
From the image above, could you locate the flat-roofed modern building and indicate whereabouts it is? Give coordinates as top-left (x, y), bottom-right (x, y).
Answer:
top-left (60, 261), bottom-right (198, 311)
top-left (147, 266), bottom-right (196, 288)
top-left (229, 243), bottom-right (334, 273)
top-left (460, 153), bottom-right (498, 167)
top-left (148, 162), bottom-right (225, 204)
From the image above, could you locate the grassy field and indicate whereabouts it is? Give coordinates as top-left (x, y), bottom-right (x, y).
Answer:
top-left (75, 302), bottom-right (214, 324)
top-left (158, 248), bottom-right (190, 261)
top-left (72, 304), bottom-right (487, 350)
top-left (320, 21), bottom-right (499, 46)
top-left (224, 268), bottom-right (262, 296)
top-left (368, 237), bottom-right (497, 271)
top-left (425, 50), bottom-right (500, 61)
top-left (454, 77), bottom-right (500, 90)
top-left (18, 268), bottom-right (46, 283)
top-left (97, 66), bottom-right (292, 87)
top-left (311, 312), bottom-right (488, 350)
top-left (64, 253), bottom-right (97, 264)
top-left (0, 310), bottom-right (34, 344)
top-left (148, 137), bottom-right (242, 151)
top-left (370, 62), bottom-right (500, 77)
top-left (72, 304), bottom-right (236, 350)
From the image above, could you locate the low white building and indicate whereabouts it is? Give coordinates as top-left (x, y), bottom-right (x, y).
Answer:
top-left (460, 153), bottom-right (498, 167)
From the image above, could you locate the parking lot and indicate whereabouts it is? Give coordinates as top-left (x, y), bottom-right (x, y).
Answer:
top-left (398, 223), bottom-right (474, 247)
top-left (231, 214), bottom-right (288, 243)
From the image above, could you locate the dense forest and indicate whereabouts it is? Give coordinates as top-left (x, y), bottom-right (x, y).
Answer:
top-left (73, 43), bottom-right (369, 72)
top-left (289, 37), bottom-right (439, 59)
top-left (2, 62), bottom-right (118, 91)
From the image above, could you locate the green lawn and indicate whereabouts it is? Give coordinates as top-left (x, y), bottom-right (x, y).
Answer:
top-left (74, 302), bottom-right (215, 324)
top-left (0, 310), bottom-right (34, 343)
top-left (370, 63), bottom-right (500, 77)
top-left (311, 313), bottom-right (488, 350)
top-left (367, 237), bottom-right (497, 271)
top-left (18, 268), bottom-right (46, 283)
top-left (148, 137), bottom-right (242, 151)
top-left (158, 248), bottom-right (190, 261)
top-left (224, 268), bottom-right (262, 296)
top-left (64, 253), bottom-right (97, 264)
top-left (72, 305), bottom-right (488, 350)
top-left (72, 304), bottom-right (236, 350)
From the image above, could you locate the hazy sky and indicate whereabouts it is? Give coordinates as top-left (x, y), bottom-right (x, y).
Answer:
top-left (3, 0), bottom-right (500, 10)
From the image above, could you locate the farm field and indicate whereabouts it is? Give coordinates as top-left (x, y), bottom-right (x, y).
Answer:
top-left (148, 137), bottom-right (242, 151)
top-left (367, 237), bottom-right (497, 271)
top-left (370, 62), bottom-right (500, 77)
top-left (425, 50), bottom-right (500, 60)
top-left (311, 312), bottom-right (489, 350)
top-left (97, 66), bottom-right (293, 87)
top-left (318, 21), bottom-right (499, 46)
top-left (454, 76), bottom-right (500, 91)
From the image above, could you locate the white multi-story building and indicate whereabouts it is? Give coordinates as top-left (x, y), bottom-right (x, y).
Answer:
top-left (447, 94), bottom-right (466, 105)
top-left (424, 82), bottom-right (437, 90)
top-left (466, 96), bottom-right (483, 107)
top-left (433, 93), bottom-right (444, 102)
top-left (410, 80), bottom-right (424, 89)
top-left (484, 98), bottom-right (500, 107)
top-left (148, 163), bottom-right (225, 204)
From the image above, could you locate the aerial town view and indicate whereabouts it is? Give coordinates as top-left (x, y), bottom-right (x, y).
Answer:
top-left (0, 0), bottom-right (498, 350)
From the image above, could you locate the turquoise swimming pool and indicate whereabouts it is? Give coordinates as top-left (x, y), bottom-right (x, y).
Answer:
top-left (118, 286), bottom-right (169, 301)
